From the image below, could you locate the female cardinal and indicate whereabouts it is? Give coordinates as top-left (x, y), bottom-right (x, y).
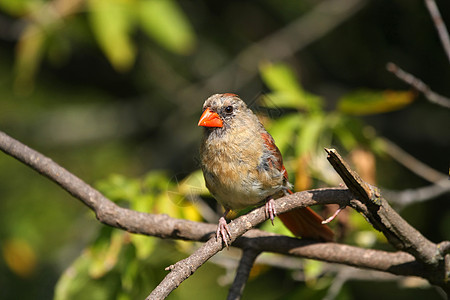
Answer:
top-left (198, 93), bottom-right (333, 247)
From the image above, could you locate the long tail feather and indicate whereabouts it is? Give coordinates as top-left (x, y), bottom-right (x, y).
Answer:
top-left (278, 207), bottom-right (334, 242)
top-left (278, 189), bottom-right (334, 242)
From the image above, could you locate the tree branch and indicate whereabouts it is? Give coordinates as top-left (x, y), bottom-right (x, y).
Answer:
top-left (385, 179), bottom-right (450, 210)
top-left (386, 62), bottom-right (450, 109)
top-left (227, 249), bottom-right (261, 300)
top-left (325, 148), bottom-right (448, 290)
top-left (424, 0), bottom-right (450, 64)
top-left (380, 138), bottom-right (447, 183)
top-left (0, 130), bottom-right (448, 297)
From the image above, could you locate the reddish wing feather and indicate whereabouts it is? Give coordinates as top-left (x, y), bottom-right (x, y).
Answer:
top-left (260, 131), bottom-right (334, 242)
top-left (260, 132), bottom-right (284, 173)
top-left (223, 93), bottom-right (238, 97)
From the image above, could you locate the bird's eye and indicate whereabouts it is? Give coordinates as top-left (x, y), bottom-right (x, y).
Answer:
top-left (224, 106), bottom-right (233, 114)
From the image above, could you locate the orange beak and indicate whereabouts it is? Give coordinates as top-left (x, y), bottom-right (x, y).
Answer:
top-left (198, 108), bottom-right (223, 127)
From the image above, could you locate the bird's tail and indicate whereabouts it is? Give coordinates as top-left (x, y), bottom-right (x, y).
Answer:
top-left (278, 190), bottom-right (334, 242)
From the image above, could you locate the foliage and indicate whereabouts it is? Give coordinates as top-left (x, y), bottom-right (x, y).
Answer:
top-left (0, 0), bottom-right (448, 299)
top-left (54, 172), bottom-right (205, 300)
top-left (2, 0), bottom-right (195, 93)
top-left (54, 62), bottom-right (414, 299)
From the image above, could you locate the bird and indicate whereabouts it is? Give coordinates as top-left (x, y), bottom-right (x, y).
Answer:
top-left (198, 93), bottom-right (334, 247)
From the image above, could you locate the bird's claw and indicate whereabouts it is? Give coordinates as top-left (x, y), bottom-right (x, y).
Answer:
top-left (265, 198), bottom-right (277, 225)
top-left (216, 216), bottom-right (231, 248)
top-left (322, 206), bottom-right (345, 224)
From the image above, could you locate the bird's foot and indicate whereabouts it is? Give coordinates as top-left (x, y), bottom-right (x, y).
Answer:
top-left (322, 206), bottom-right (346, 224)
top-left (265, 198), bottom-right (277, 225)
top-left (216, 216), bottom-right (231, 248)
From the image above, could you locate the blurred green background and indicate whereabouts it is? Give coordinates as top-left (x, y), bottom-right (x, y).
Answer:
top-left (0, 0), bottom-right (449, 299)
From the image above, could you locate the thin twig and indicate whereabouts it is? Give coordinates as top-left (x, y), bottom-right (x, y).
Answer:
top-left (386, 62), bottom-right (450, 108)
top-left (385, 179), bottom-right (450, 209)
top-left (380, 138), bottom-right (447, 183)
top-left (323, 268), bottom-right (352, 300)
top-left (424, 0), bottom-right (450, 64)
top-left (227, 249), bottom-right (261, 300)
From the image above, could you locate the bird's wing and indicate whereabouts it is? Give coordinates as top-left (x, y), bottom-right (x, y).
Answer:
top-left (260, 131), bottom-right (288, 181)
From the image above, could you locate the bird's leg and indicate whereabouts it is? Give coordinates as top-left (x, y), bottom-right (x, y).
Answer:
top-left (216, 209), bottom-right (232, 248)
top-left (322, 205), bottom-right (346, 224)
top-left (265, 198), bottom-right (277, 225)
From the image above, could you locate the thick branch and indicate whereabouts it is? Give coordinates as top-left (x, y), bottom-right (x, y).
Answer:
top-left (148, 188), bottom-right (353, 298)
top-left (0, 131), bottom-right (448, 295)
top-left (148, 235), bottom-right (223, 299)
top-left (325, 148), bottom-right (448, 289)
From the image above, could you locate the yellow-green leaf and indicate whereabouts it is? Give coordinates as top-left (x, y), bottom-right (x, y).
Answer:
top-left (266, 114), bottom-right (302, 154)
top-left (332, 115), bottom-right (360, 150)
top-left (89, 229), bottom-right (124, 278)
top-left (89, 0), bottom-right (136, 72)
top-left (260, 62), bottom-right (303, 95)
top-left (2, 238), bottom-right (37, 278)
top-left (138, 0), bottom-right (195, 55)
top-left (0, 0), bottom-right (31, 16)
top-left (14, 24), bottom-right (46, 94)
top-left (177, 169), bottom-right (208, 196)
top-left (130, 234), bottom-right (154, 260)
top-left (130, 194), bottom-right (153, 213)
top-left (260, 62), bottom-right (322, 110)
top-left (338, 89), bottom-right (415, 115)
top-left (261, 92), bottom-right (298, 109)
top-left (303, 259), bottom-right (324, 283)
top-left (296, 114), bottom-right (324, 155)
top-left (96, 174), bottom-right (141, 202)
top-left (121, 259), bottom-right (139, 292)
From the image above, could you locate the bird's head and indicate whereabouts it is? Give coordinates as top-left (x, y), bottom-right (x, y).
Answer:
top-left (198, 93), bottom-right (248, 129)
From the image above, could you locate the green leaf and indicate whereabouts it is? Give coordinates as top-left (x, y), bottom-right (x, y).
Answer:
top-left (55, 228), bottom-right (122, 300)
top-left (177, 169), bottom-right (208, 196)
top-left (138, 0), bottom-right (195, 55)
top-left (130, 234), bottom-right (155, 260)
top-left (354, 231), bottom-right (377, 248)
top-left (303, 259), bottom-right (324, 282)
top-left (338, 89), bottom-right (415, 115)
top-left (14, 24), bottom-right (46, 94)
top-left (120, 258), bottom-right (139, 292)
top-left (296, 114), bottom-right (324, 155)
top-left (332, 115), bottom-right (360, 150)
top-left (143, 170), bottom-right (170, 192)
top-left (260, 62), bottom-right (303, 95)
top-left (54, 252), bottom-right (91, 300)
top-left (88, 0), bottom-right (136, 72)
top-left (260, 62), bottom-right (322, 110)
top-left (260, 216), bottom-right (292, 236)
top-left (261, 92), bottom-right (301, 109)
top-left (0, 0), bottom-right (30, 16)
top-left (89, 229), bottom-right (124, 278)
top-left (266, 114), bottom-right (302, 154)
top-left (130, 194), bottom-right (153, 213)
top-left (96, 174), bottom-right (141, 203)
